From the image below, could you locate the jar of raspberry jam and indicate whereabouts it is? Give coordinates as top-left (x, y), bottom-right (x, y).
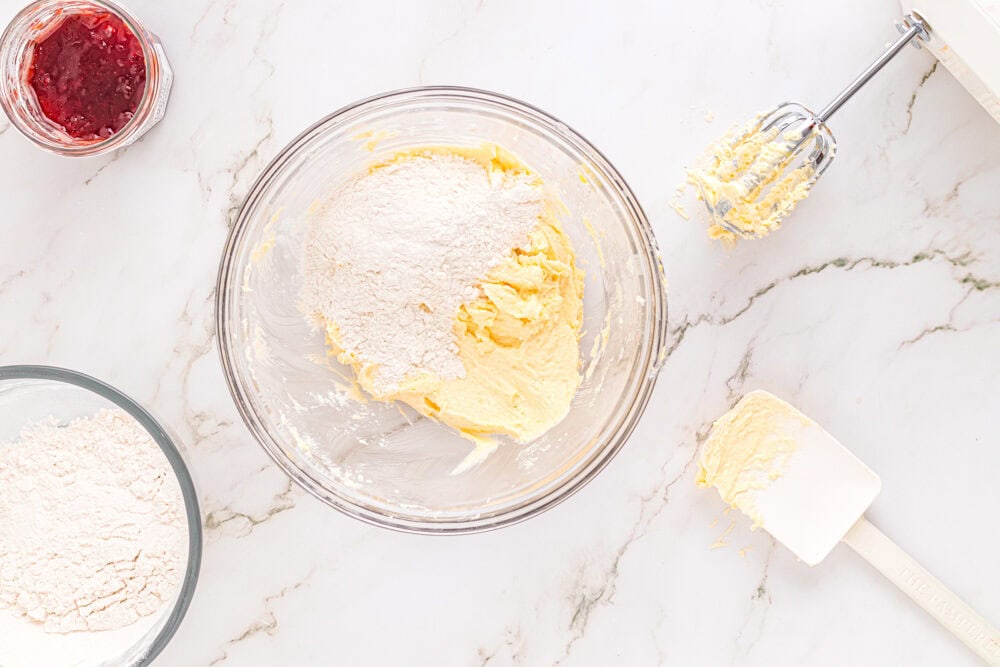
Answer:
top-left (0, 0), bottom-right (171, 156)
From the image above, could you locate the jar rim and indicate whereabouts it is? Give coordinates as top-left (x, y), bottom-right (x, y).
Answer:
top-left (0, 0), bottom-right (165, 157)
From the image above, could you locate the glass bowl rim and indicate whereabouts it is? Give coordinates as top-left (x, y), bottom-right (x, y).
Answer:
top-left (0, 364), bottom-right (202, 665)
top-left (216, 85), bottom-right (669, 535)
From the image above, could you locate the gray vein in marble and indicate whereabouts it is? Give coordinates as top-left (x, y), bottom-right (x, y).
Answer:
top-left (417, 1), bottom-right (484, 85)
top-left (732, 542), bottom-right (776, 664)
top-left (863, 59), bottom-right (940, 170)
top-left (144, 286), bottom-right (227, 458)
top-left (556, 441), bottom-right (703, 664)
top-left (84, 149), bottom-right (126, 186)
top-left (899, 272), bottom-right (999, 348)
top-left (961, 273), bottom-right (1000, 291)
top-left (213, 2), bottom-right (282, 224)
top-left (205, 477), bottom-right (297, 538)
top-left (902, 283), bottom-right (973, 348)
top-left (901, 322), bottom-right (957, 347)
top-left (922, 175), bottom-right (970, 217)
top-left (598, 81), bottom-right (654, 134)
top-left (0, 269), bottom-right (28, 295)
top-left (223, 112), bottom-right (274, 227)
top-left (248, 4), bottom-right (283, 93)
top-left (902, 62), bottom-right (938, 137)
top-left (664, 248), bottom-right (980, 362)
top-left (187, 3), bottom-right (283, 224)
top-left (207, 574), bottom-right (312, 666)
top-left (190, 410), bottom-right (235, 444)
top-left (477, 626), bottom-right (525, 666)
top-left (190, 0), bottom-right (236, 41)
top-left (151, 288), bottom-right (216, 407)
top-left (21, 286), bottom-right (70, 359)
top-left (725, 343), bottom-right (755, 404)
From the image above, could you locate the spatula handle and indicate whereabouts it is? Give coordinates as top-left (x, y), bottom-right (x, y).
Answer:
top-left (843, 516), bottom-right (1000, 665)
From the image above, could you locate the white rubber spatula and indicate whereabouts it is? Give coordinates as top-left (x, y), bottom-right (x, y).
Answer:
top-left (699, 391), bottom-right (1000, 664)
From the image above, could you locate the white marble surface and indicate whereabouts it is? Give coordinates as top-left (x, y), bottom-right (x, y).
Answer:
top-left (2, 0), bottom-right (999, 664)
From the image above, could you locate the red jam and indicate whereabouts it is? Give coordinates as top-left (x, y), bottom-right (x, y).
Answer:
top-left (28, 11), bottom-right (146, 140)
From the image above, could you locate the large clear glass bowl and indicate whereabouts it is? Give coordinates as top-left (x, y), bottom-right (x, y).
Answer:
top-left (216, 87), bottom-right (667, 533)
top-left (0, 365), bottom-right (201, 666)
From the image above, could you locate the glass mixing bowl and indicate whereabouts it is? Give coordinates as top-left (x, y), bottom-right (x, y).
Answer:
top-left (217, 87), bottom-right (667, 533)
top-left (0, 365), bottom-right (201, 666)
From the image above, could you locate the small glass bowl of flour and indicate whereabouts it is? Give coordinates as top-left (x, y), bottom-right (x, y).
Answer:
top-left (0, 365), bottom-right (201, 667)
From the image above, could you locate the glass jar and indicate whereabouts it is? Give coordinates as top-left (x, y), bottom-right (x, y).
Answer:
top-left (0, 0), bottom-right (172, 157)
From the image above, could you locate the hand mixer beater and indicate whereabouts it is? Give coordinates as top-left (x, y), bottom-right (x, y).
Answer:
top-left (688, 15), bottom-right (930, 241)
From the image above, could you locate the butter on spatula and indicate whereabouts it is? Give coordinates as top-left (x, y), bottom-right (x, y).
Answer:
top-left (698, 390), bottom-right (1000, 664)
top-left (697, 390), bottom-right (880, 565)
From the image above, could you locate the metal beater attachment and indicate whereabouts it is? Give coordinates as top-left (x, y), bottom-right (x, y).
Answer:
top-left (691, 15), bottom-right (930, 240)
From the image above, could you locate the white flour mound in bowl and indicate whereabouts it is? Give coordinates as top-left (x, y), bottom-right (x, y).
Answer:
top-left (299, 149), bottom-right (544, 393)
top-left (0, 408), bottom-right (187, 665)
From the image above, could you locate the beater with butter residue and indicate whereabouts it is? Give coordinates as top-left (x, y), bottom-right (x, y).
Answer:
top-left (688, 104), bottom-right (834, 243)
top-left (687, 15), bottom-right (929, 244)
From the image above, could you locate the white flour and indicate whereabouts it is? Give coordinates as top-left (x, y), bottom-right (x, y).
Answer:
top-left (0, 408), bottom-right (186, 665)
top-left (300, 150), bottom-right (545, 392)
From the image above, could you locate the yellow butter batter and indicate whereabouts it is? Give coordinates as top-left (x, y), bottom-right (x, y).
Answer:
top-left (696, 390), bottom-right (804, 527)
top-left (321, 145), bottom-right (584, 444)
top-left (389, 217), bottom-right (583, 443)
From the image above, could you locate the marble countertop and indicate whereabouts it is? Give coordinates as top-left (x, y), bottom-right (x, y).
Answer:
top-left (2, 0), bottom-right (999, 664)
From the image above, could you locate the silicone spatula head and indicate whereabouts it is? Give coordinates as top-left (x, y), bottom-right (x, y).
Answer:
top-left (697, 390), bottom-right (882, 565)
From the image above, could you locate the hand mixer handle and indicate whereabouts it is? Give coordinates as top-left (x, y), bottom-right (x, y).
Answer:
top-left (817, 15), bottom-right (929, 122)
top-left (843, 516), bottom-right (1000, 665)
